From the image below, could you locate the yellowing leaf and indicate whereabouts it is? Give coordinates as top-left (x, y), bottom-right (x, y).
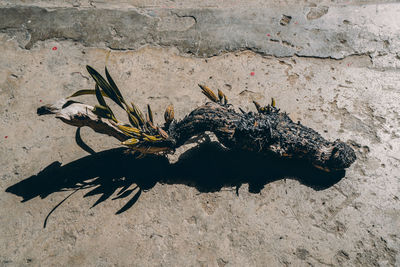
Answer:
top-left (122, 138), bottom-right (139, 146)
top-left (117, 125), bottom-right (141, 136)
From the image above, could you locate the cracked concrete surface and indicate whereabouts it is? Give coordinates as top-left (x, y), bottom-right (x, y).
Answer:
top-left (1, 1), bottom-right (399, 266)
top-left (1, 3), bottom-right (400, 67)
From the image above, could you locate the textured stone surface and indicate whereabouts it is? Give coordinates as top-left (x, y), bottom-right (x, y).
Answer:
top-left (2, 0), bottom-right (397, 8)
top-left (1, 3), bottom-right (400, 66)
top-left (1, 1), bottom-right (399, 266)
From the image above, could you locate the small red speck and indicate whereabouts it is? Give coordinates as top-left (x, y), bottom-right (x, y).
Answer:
top-left (267, 33), bottom-right (271, 37)
top-left (52, 46), bottom-right (58, 51)
top-left (39, 99), bottom-right (42, 102)
top-left (4, 136), bottom-right (8, 139)
top-left (250, 72), bottom-right (255, 76)
top-left (295, 22), bottom-right (298, 25)
top-left (347, 63), bottom-right (352, 67)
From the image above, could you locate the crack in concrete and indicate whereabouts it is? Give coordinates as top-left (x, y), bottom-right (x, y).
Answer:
top-left (0, 4), bottom-right (399, 64)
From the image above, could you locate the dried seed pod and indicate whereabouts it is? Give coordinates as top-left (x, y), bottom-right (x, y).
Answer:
top-left (218, 89), bottom-right (224, 103)
top-left (198, 84), bottom-right (219, 102)
top-left (164, 104), bottom-right (174, 124)
top-left (157, 127), bottom-right (169, 139)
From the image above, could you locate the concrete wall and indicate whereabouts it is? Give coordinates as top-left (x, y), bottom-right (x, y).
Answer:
top-left (1, 1), bottom-right (399, 266)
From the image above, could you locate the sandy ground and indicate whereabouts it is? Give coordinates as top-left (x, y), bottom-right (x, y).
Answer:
top-left (0, 1), bottom-right (399, 266)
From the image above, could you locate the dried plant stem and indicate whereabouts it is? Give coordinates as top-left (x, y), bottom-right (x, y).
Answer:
top-left (38, 66), bottom-right (356, 172)
top-left (39, 99), bottom-right (356, 172)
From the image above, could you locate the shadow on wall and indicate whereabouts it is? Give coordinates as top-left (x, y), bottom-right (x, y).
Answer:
top-left (6, 140), bottom-right (346, 227)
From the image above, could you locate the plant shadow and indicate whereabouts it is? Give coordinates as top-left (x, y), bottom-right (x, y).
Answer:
top-left (6, 141), bottom-right (346, 226)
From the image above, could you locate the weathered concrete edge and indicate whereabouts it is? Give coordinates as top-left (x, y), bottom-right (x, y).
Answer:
top-left (0, 5), bottom-right (399, 63)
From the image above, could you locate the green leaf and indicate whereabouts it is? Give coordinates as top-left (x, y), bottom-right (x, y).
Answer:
top-left (105, 67), bottom-right (125, 105)
top-left (127, 111), bottom-right (139, 128)
top-left (86, 65), bottom-right (124, 109)
top-left (67, 89), bottom-right (107, 98)
top-left (147, 104), bottom-right (154, 124)
top-left (131, 103), bottom-right (145, 126)
top-left (116, 124), bottom-right (141, 137)
top-left (95, 84), bottom-right (107, 107)
top-left (92, 105), bottom-right (117, 122)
